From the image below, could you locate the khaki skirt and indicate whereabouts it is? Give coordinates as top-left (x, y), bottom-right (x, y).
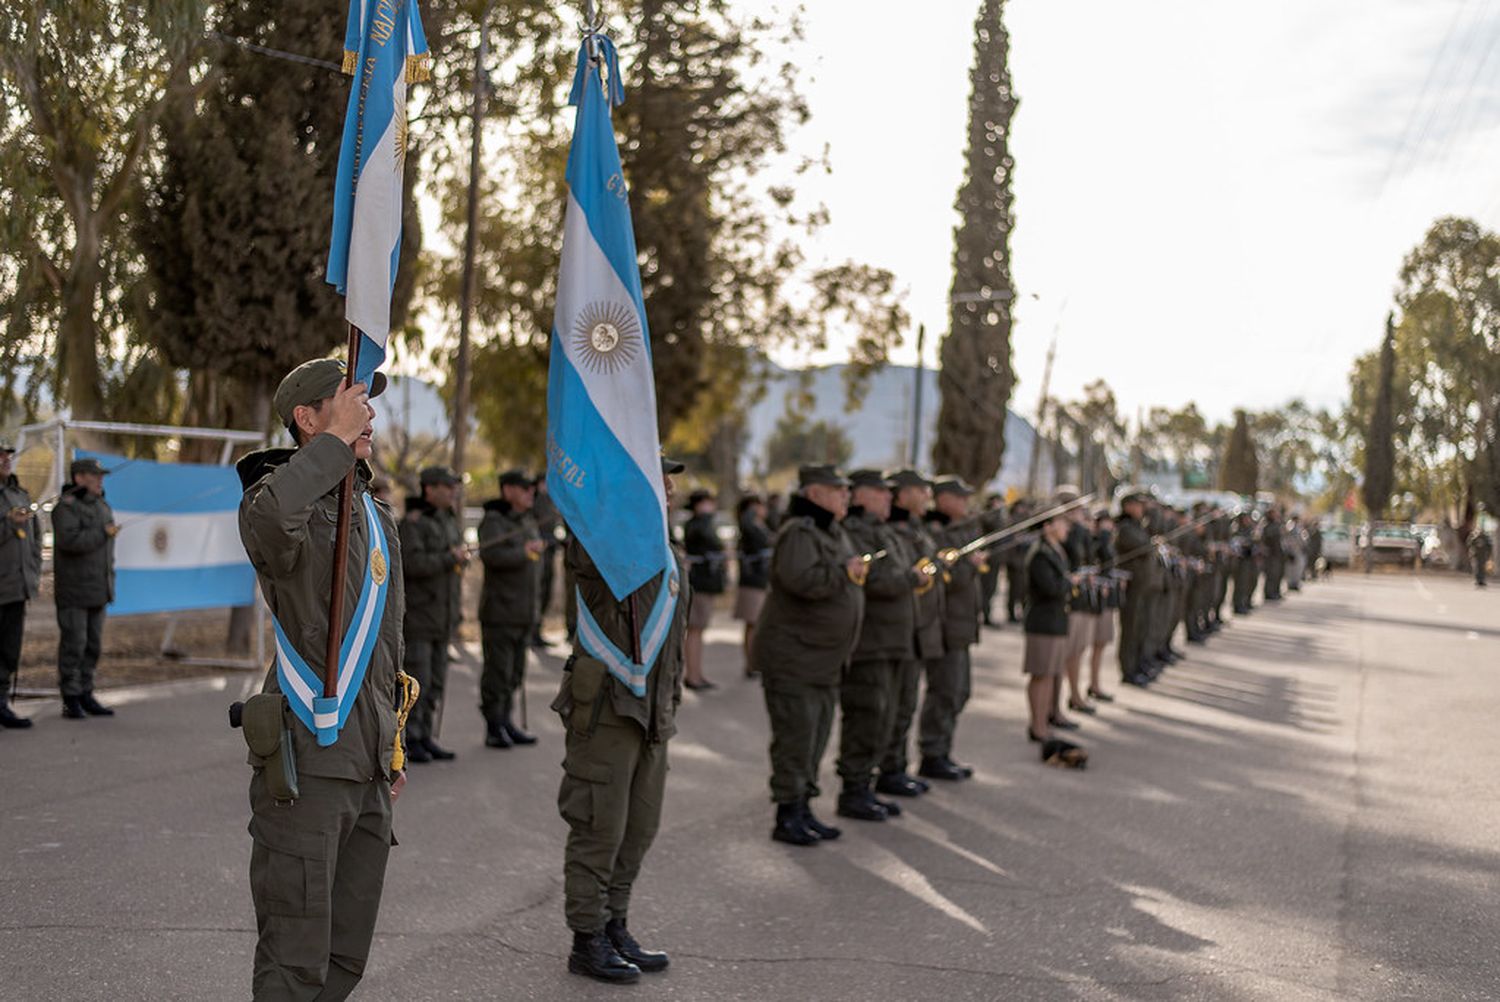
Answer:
top-left (688, 594), bottom-right (716, 631)
top-left (1066, 612), bottom-right (1094, 659)
top-left (1023, 632), bottom-right (1067, 677)
top-left (734, 586), bottom-right (766, 624)
top-left (1091, 610), bottom-right (1116, 646)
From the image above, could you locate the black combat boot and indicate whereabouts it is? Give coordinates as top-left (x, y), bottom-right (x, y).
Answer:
top-left (874, 771), bottom-right (924, 797)
top-left (61, 696), bottom-right (86, 720)
top-left (422, 737), bottom-right (456, 761)
top-left (871, 794), bottom-right (903, 817)
top-left (917, 756), bottom-right (965, 781)
top-left (78, 693), bottom-right (114, 717)
top-left (605, 918), bottom-right (668, 973)
top-left (503, 718), bottom-right (537, 746)
top-left (800, 799), bottom-right (842, 840)
top-left (568, 930), bottom-right (641, 984)
top-left (770, 802), bottom-right (819, 846)
top-left (942, 755), bottom-right (975, 779)
top-left (0, 700), bottom-right (32, 729)
top-left (404, 733), bottom-right (433, 764)
top-left (484, 718), bottom-right (513, 749)
top-left (836, 786), bottom-right (888, 822)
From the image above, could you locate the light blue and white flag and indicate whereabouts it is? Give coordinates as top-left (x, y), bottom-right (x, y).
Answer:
top-left (547, 36), bottom-right (677, 695)
top-left (326, 0), bottom-right (429, 389)
top-left (77, 452), bottom-right (256, 617)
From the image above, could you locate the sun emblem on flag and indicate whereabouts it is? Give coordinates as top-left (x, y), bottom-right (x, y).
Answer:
top-left (571, 301), bottom-right (642, 374)
top-left (394, 104), bottom-right (409, 175)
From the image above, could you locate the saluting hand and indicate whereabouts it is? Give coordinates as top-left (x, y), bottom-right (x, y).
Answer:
top-left (327, 381), bottom-right (374, 446)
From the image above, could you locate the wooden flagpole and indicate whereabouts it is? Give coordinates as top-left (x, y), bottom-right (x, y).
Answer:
top-left (323, 323), bottom-right (363, 699)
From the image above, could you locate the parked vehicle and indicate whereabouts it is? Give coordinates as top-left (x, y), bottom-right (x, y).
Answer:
top-left (1358, 523), bottom-right (1422, 567)
top-left (1320, 525), bottom-right (1354, 566)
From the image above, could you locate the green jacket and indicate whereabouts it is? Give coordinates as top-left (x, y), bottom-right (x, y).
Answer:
top-left (552, 537), bottom-right (688, 740)
top-left (842, 507), bottom-right (917, 662)
top-left (51, 486), bottom-right (116, 609)
top-left (0, 476), bottom-right (42, 605)
top-left (477, 498), bottom-right (542, 627)
top-left (399, 497), bottom-right (464, 641)
top-left (888, 505), bottom-right (945, 659)
top-left (237, 434), bottom-right (404, 782)
top-left (752, 495), bottom-right (866, 685)
top-left (1113, 514), bottom-right (1156, 589)
top-left (928, 512), bottom-right (984, 651)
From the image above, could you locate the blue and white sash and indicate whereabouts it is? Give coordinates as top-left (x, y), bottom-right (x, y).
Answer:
top-left (575, 568), bottom-right (678, 697)
top-left (274, 492), bottom-right (392, 746)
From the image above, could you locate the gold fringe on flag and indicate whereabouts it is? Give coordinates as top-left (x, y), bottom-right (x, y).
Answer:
top-left (405, 52), bottom-right (431, 83)
top-left (341, 49), bottom-right (358, 75)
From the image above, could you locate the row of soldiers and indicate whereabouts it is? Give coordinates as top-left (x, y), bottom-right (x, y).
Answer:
top-left (0, 446), bottom-right (122, 728)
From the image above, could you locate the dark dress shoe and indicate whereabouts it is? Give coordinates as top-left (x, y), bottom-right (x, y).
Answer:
top-left (771, 803), bottom-right (819, 846)
top-left (404, 740), bottom-right (433, 764)
top-left (485, 729), bottom-right (513, 749)
top-left (61, 697), bottom-right (86, 720)
top-left (801, 802), bottom-right (842, 840)
top-left (0, 706), bottom-right (32, 729)
top-left (917, 756), bottom-right (965, 781)
top-left (569, 931), bottom-right (641, 984)
top-left (423, 738), bottom-right (457, 761)
top-left (605, 918), bottom-right (668, 973)
top-left (942, 755), bottom-right (975, 778)
top-left (683, 679), bottom-right (717, 691)
top-left (872, 795), bottom-right (903, 817)
top-left (1122, 673), bottom-right (1151, 688)
top-left (503, 721), bottom-right (537, 746)
top-left (78, 694), bottom-right (114, 717)
top-left (1067, 700), bottom-right (1098, 715)
top-left (1049, 714), bottom-right (1080, 731)
top-left (1087, 688), bottom-right (1115, 703)
top-left (836, 791), bottom-right (889, 822)
top-left (874, 772), bottom-right (924, 797)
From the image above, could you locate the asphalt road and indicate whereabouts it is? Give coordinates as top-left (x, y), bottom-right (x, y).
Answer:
top-left (1, 571), bottom-right (1496, 1001)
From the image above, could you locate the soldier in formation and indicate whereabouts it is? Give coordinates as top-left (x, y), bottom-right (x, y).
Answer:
top-left (1470, 518), bottom-right (1493, 588)
top-left (400, 465), bottom-right (466, 763)
top-left (918, 476), bottom-right (985, 781)
top-left (477, 469), bottom-right (544, 749)
top-left (0, 440), bottom-right (41, 730)
top-left (53, 456), bottom-right (119, 719)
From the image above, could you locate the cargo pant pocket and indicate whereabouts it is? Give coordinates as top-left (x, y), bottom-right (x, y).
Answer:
top-left (250, 821), bottom-right (330, 919)
top-left (557, 759), bottom-right (613, 832)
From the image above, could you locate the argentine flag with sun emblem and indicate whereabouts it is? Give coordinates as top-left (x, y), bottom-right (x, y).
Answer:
top-left (547, 34), bottom-right (678, 690)
top-left (326, 0), bottom-right (429, 388)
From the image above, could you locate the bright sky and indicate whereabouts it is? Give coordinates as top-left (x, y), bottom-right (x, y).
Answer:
top-left (766, 0), bottom-right (1500, 425)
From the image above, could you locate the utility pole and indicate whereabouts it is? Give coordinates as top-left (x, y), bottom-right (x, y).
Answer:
top-left (910, 323), bottom-right (926, 467)
top-left (1025, 333), bottom-right (1057, 497)
top-left (453, 3), bottom-right (494, 501)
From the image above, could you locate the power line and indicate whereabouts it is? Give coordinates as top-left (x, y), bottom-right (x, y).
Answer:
top-left (1378, 0), bottom-right (1478, 199)
top-left (208, 31), bottom-right (344, 73)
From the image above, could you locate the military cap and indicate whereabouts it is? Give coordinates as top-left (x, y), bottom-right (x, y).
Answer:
top-left (274, 358), bottom-right (387, 425)
top-left (685, 488), bottom-right (715, 510)
top-left (661, 455), bottom-right (686, 475)
top-left (887, 469), bottom-right (933, 490)
top-left (933, 475), bottom-right (976, 497)
top-left (70, 457), bottom-right (108, 477)
top-left (497, 468), bottom-right (535, 488)
top-left (0, 440), bottom-right (14, 454)
top-left (1118, 485), bottom-right (1153, 504)
top-left (418, 465), bottom-right (461, 487)
top-left (798, 464), bottom-right (850, 488)
top-left (848, 468), bottom-right (894, 490)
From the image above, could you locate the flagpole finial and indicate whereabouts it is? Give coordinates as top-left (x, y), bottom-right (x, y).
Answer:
top-left (582, 0), bottom-right (605, 58)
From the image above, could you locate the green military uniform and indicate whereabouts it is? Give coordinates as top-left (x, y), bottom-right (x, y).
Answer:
top-left (835, 475), bottom-right (918, 819)
top-left (51, 461), bottom-right (116, 713)
top-left (1114, 494), bottom-right (1155, 684)
top-left (1469, 526), bottom-right (1493, 587)
top-left (753, 469), bottom-right (864, 840)
top-left (551, 453), bottom-right (688, 983)
top-left (0, 451), bottom-right (42, 728)
top-left (478, 473), bottom-right (543, 745)
top-left (1261, 515), bottom-right (1285, 600)
top-left (880, 479), bottom-right (944, 789)
top-left (1231, 514), bottom-right (1258, 613)
top-left (238, 360), bottom-right (403, 1001)
top-left (399, 467), bottom-right (465, 756)
top-left (918, 484), bottom-right (983, 776)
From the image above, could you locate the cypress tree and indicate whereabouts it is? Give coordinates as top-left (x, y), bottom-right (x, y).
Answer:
top-left (931, 0), bottom-right (1017, 484)
top-left (1220, 409), bottom-right (1259, 495)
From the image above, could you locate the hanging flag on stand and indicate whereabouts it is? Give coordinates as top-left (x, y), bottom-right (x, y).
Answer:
top-left (546, 33), bottom-right (678, 695)
top-left (326, 0), bottom-right (430, 386)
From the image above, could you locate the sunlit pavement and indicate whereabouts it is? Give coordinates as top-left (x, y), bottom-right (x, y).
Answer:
top-left (2, 571), bottom-right (1496, 1000)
